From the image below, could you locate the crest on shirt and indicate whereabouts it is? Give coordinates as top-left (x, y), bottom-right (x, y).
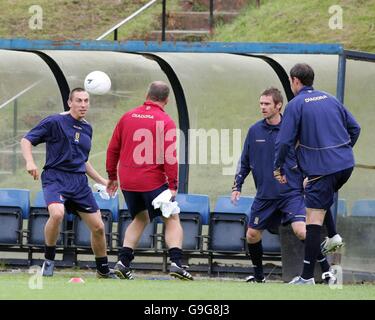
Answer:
top-left (74, 132), bottom-right (80, 143)
top-left (254, 217), bottom-right (259, 225)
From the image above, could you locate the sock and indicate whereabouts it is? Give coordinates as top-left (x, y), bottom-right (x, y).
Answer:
top-left (324, 209), bottom-right (337, 238)
top-left (168, 247), bottom-right (183, 267)
top-left (301, 224), bottom-right (322, 280)
top-left (248, 241), bottom-right (264, 280)
top-left (317, 253), bottom-right (330, 273)
top-left (119, 246), bottom-right (134, 267)
top-left (95, 256), bottom-right (110, 274)
top-left (44, 245), bottom-right (56, 261)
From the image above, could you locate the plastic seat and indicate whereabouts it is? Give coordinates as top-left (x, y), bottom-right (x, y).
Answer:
top-left (117, 201), bottom-right (158, 250)
top-left (27, 191), bottom-right (64, 247)
top-left (72, 192), bottom-right (118, 250)
top-left (351, 200), bottom-right (375, 217)
top-left (0, 189), bottom-right (30, 245)
top-left (172, 194), bottom-right (210, 251)
top-left (208, 196), bottom-right (253, 253)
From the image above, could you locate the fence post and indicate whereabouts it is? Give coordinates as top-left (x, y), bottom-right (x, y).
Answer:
top-left (209, 0), bottom-right (214, 35)
top-left (162, 0), bottom-right (166, 41)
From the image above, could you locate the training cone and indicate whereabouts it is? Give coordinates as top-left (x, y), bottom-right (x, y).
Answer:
top-left (68, 277), bottom-right (85, 283)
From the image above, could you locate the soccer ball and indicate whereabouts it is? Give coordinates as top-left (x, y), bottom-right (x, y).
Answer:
top-left (84, 71), bottom-right (111, 95)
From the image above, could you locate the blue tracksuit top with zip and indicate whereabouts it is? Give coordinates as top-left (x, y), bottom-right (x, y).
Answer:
top-left (274, 86), bottom-right (361, 176)
top-left (234, 118), bottom-right (303, 199)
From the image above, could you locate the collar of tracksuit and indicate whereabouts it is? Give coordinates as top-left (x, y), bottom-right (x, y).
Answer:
top-left (143, 100), bottom-right (165, 112)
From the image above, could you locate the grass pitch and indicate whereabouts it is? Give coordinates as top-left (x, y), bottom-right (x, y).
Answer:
top-left (0, 272), bottom-right (374, 300)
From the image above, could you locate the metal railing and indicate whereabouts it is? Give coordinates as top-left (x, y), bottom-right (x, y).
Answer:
top-left (96, 0), bottom-right (159, 41)
top-left (97, 0), bottom-right (219, 42)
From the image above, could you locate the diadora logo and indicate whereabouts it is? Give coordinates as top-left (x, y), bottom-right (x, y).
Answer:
top-left (132, 113), bottom-right (154, 119)
top-left (305, 95), bottom-right (328, 103)
top-left (73, 125), bottom-right (82, 130)
top-left (255, 139), bottom-right (266, 143)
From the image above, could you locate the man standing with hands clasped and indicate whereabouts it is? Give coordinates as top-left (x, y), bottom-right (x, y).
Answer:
top-left (274, 63), bottom-right (361, 284)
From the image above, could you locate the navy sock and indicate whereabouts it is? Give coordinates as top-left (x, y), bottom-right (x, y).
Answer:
top-left (168, 247), bottom-right (183, 267)
top-left (119, 246), bottom-right (134, 267)
top-left (248, 241), bottom-right (264, 280)
top-left (301, 224), bottom-right (322, 280)
top-left (44, 245), bottom-right (56, 261)
top-left (317, 254), bottom-right (330, 273)
top-left (324, 209), bottom-right (337, 238)
top-left (95, 256), bottom-right (110, 274)
top-left (301, 235), bottom-right (330, 273)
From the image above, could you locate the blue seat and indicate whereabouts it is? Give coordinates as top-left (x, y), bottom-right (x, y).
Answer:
top-left (209, 196), bottom-right (254, 253)
top-left (351, 200), bottom-right (375, 217)
top-left (0, 189), bottom-right (30, 245)
top-left (0, 188), bottom-right (30, 219)
top-left (34, 190), bottom-right (47, 207)
top-left (72, 192), bottom-right (117, 250)
top-left (27, 191), bottom-right (64, 247)
top-left (117, 201), bottom-right (158, 250)
top-left (176, 194), bottom-right (210, 225)
top-left (169, 194), bottom-right (210, 251)
top-left (210, 195), bottom-right (281, 255)
top-left (214, 195), bottom-right (253, 215)
top-left (337, 199), bottom-right (348, 217)
top-left (92, 192), bottom-right (119, 222)
top-left (261, 230), bottom-right (281, 254)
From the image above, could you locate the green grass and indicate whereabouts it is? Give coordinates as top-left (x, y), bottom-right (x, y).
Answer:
top-left (213, 0), bottom-right (375, 52)
top-left (0, 0), bottom-right (166, 40)
top-left (0, 273), bottom-right (374, 300)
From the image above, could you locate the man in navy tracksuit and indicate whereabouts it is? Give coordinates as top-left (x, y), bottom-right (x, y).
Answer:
top-left (274, 63), bottom-right (361, 285)
top-left (232, 87), bottom-right (334, 283)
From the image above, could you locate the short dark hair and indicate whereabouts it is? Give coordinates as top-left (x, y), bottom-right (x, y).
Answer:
top-left (260, 87), bottom-right (283, 106)
top-left (69, 87), bottom-right (87, 101)
top-left (147, 81), bottom-right (170, 102)
top-left (290, 63), bottom-right (315, 86)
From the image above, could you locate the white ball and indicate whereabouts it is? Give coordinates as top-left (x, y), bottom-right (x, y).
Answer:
top-left (84, 71), bottom-right (111, 95)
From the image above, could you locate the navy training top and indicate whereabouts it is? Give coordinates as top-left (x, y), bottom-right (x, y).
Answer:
top-left (234, 118), bottom-right (303, 200)
top-left (274, 86), bottom-right (361, 176)
top-left (24, 112), bottom-right (92, 173)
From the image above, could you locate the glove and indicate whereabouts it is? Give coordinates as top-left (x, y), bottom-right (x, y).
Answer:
top-left (93, 183), bottom-right (116, 200)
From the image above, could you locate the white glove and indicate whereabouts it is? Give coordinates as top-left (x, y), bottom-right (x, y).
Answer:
top-left (93, 183), bottom-right (116, 200)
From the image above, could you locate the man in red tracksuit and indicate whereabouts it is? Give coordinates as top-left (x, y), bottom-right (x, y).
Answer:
top-left (106, 81), bottom-right (193, 280)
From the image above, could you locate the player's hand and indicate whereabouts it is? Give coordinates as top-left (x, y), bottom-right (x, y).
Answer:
top-left (106, 179), bottom-right (118, 197)
top-left (26, 162), bottom-right (39, 180)
top-left (231, 191), bottom-right (241, 204)
top-left (170, 189), bottom-right (177, 201)
top-left (274, 168), bottom-right (287, 184)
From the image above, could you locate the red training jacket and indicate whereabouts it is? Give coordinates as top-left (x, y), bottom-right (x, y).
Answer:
top-left (106, 100), bottom-right (178, 192)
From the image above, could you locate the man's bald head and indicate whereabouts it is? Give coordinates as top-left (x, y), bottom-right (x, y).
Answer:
top-left (147, 81), bottom-right (170, 103)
